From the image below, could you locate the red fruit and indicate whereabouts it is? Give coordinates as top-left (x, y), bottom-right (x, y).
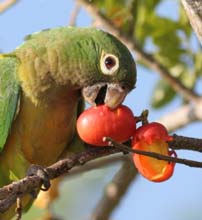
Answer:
top-left (132, 122), bottom-right (176, 182)
top-left (77, 105), bottom-right (136, 146)
top-left (133, 122), bottom-right (173, 145)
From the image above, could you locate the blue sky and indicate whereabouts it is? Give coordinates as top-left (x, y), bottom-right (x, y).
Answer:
top-left (1, 1), bottom-right (202, 220)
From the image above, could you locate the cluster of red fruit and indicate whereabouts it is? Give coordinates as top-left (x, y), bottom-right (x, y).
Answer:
top-left (76, 105), bottom-right (176, 182)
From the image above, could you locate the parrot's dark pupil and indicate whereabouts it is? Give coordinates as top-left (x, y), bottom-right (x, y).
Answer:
top-left (105, 57), bottom-right (115, 69)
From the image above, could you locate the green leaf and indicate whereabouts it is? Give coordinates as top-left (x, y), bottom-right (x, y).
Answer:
top-left (194, 52), bottom-right (202, 76)
top-left (151, 79), bottom-right (176, 109)
top-left (180, 70), bottom-right (197, 88)
top-left (178, 3), bottom-right (192, 37)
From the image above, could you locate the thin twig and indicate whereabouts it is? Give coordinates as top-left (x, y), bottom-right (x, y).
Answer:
top-left (91, 156), bottom-right (137, 220)
top-left (105, 137), bottom-right (202, 168)
top-left (68, 2), bottom-right (81, 26)
top-left (181, 0), bottom-right (202, 41)
top-left (127, 0), bottom-right (139, 36)
top-left (77, 0), bottom-right (200, 102)
top-left (0, 0), bottom-right (17, 13)
top-left (15, 197), bottom-right (22, 220)
top-left (158, 101), bottom-right (202, 132)
top-left (65, 154), bottom-right (127, 178)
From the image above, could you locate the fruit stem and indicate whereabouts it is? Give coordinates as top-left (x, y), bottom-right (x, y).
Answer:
top-left (104, 137), bottom-right (202, 168)
top-left (135, 109), bottom-right (149, 125)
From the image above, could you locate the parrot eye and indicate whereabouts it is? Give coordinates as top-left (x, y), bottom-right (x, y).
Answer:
top-left (105, 56), bottom-right (116, 69)
top-left (100, 52), bottom-right (119, 75)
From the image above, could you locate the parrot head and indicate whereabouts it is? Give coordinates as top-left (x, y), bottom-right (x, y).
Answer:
top-left (71, 28), bottom-right (137, 109)
top-left (16, 27), bottom-right (136, 109)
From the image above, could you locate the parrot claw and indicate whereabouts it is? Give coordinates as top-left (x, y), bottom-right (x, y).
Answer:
top-left (27, 164), bottom-right (51, 192)
top-left (78, 158), bottom-right (86, 165)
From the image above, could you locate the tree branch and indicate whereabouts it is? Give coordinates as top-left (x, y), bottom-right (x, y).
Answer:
top-left (181, 0), bottom-right (202, 42)
top-left (77, 0), bottom-right (200, 102)
top-left (105, 137), bottom-right (202, 168)
top-left (68, 1), bottom-right (81, 26)
top-left (0, 0), bottom-right (17, 13)
top-left (91, 156), bottom-right (137, 220)
top-left (158, 101), bottom-right (202, 132)
top-left (1, 135), bottom-right (202, 215)
top-left (65, 154), bottom-right (127, 178)
top-left (0, 147), bottom-right (120, 213)
top-left (169, 134), bottom-right (202, 152)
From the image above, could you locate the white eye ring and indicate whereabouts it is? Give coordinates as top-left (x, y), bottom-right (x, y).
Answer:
top-left (100, 52), bottom-right (119, 75)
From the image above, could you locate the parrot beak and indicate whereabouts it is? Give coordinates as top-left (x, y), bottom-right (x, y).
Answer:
top-left (82, 83), bottom-right (129, 109)
top-left (104, 83), bottom-right (128, 109)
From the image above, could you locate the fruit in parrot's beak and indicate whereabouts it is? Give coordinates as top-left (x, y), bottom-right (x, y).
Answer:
top-left (77, 104), bottom-right (136, 146)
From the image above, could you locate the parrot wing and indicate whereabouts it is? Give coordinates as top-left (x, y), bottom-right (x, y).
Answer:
top-left (0, 55), bottom-right (20, 152)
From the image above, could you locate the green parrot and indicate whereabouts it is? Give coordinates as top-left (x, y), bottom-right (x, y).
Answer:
top-left (0, 27), bottom-right (136, 219)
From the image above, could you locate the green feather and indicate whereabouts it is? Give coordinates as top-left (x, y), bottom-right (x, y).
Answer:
top-left (0, 56), bottom-right (20, 151)
top-left (15, 27), bottom-right (136, 90)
